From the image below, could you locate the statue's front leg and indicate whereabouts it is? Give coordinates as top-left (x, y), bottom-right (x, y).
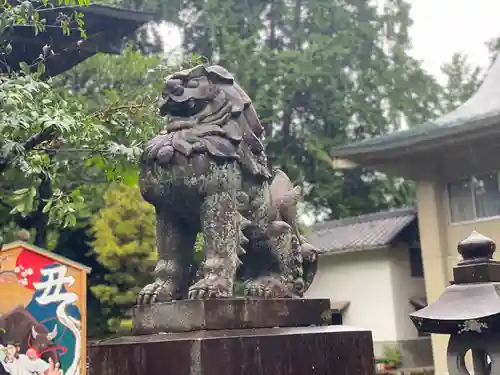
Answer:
top-left (188, 191), bottom-right (240, 299)
top-left (137, 209), bottom-right (196, 304)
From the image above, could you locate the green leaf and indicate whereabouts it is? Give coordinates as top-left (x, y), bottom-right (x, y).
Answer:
top-left (18, 62), bottom-right (30, 74)
top-left (10, 203), bottom-right (25, 214)
top-left (36, 62), bottom-right (46, 76)
top-left (23, 1), bottom-right (33, 19)
top-left (121, 171), bottom-right (139, 187)
top-left (42, 199), bottom-right (53, 213)
top-left (13, 188), bottom-right (29, 195)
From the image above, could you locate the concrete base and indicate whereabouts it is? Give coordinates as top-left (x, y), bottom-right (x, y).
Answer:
top-left (88, 325), bottom-right (375, 375)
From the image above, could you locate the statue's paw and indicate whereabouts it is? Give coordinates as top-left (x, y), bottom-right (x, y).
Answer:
top-left (243, 277), bottom-right (291, 298)
top-left (142, 133), bottom-right (175, 166)
top-left (136, 280), bottom-right (176, 305)
top-left (188, 276), bottom-right (233, 299)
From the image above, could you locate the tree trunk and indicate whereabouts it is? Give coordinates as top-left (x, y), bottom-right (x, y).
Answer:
top-left (33, 175), bottom-right (51, 248)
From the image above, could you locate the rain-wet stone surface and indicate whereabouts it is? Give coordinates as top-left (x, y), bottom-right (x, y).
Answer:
top-left (132, 298), bottom-right (331, 334)
top-left (88, 325), bottom-right (375, 375)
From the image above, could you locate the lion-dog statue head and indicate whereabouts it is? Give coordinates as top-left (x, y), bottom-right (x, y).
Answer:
top-left (146, 64), bottom-right (270, 180)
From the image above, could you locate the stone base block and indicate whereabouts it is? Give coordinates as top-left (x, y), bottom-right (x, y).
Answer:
top-left (132, 298), bottom-right (331, 334)
top-left (88, 325), bottom-right (375, 375)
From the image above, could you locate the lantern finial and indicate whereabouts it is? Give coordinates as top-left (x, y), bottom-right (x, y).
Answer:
top-left (457, 230), bottom-right (495, 264)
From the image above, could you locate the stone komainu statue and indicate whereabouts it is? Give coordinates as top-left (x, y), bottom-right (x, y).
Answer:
top-left (137, 64), bottom-right (318, 304)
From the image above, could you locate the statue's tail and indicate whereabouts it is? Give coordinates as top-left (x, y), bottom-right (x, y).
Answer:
top-left (299, 239), bottom-right (318, 293)
top-left (270, 170), bottom-right (319, 294)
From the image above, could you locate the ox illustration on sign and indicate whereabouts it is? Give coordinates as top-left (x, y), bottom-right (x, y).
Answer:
top-left (0, 243), bottom-right (90, 375)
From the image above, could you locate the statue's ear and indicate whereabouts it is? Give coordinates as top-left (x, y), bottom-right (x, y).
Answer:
top-left (206, 65), bottom-right (234, 84)
top-left (188, 65), bottom-right (208, 79)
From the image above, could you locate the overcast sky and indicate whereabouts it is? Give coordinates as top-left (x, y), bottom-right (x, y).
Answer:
top-left (409, 0), bottom-right (500, 80)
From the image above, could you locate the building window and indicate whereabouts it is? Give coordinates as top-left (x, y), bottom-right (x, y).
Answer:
top-left (409, 247), bottom-right (424, 278)
top-left (448, 172), bottom-right (500, 223)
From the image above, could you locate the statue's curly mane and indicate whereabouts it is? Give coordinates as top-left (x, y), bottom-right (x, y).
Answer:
top-left (145, 65), bottom-right (270, 179)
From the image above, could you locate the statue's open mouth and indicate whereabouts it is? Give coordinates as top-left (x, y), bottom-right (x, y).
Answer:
top-left (160, 96), bottom-right (208, 118)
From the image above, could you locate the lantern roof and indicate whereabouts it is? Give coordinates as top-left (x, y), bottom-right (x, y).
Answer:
top-left (410, 231), bottom-right (500, 334)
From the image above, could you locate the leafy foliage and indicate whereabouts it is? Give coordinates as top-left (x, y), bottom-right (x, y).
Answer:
top-left (0, 39), bottom-right (194, 248)
top-left (486, 36), bottom-right (500, 62)
top-left (0, 64), bottom-right (152, 247)
top-left (90, 184), bottom-right (156, 332)
top-left (0, 0), bottom-right (91, 246)
top-left (0, 0), bottom-right (88, 40)
top-left (439, 53), bottom-right (483, 112)
top-left (0, 0), bottom-right (89, 72)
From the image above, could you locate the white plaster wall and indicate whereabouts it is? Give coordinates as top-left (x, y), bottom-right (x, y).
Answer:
top-left (306, 248), bottom-right (398, 342)
top-left (388, 246), bottom-right (427, 340)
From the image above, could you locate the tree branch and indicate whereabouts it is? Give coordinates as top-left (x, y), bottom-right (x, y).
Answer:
top-left (86, 103), bottom-right (149, 120)
top-left (0, 129), bottom-right (56, 176)
top-left (24, 129), bottom-right (56, 151)
top-left (60, 179), bottom-right (109, 192)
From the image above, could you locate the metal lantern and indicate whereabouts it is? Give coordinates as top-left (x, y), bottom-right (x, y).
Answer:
top-left (410, 231), bottom-right (500, 375)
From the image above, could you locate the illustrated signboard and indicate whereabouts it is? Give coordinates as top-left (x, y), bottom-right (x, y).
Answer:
top-left (0, 241), bottom-right (90, 375)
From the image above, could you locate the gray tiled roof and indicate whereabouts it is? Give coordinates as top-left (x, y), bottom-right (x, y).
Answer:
top-left (309, 207), bottom-right (417, 254)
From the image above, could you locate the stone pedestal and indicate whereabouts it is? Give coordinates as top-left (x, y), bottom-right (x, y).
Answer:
top-left (132, 298), bottom-right (331, 334)
top-left (88, 299), bottom-right (375, 375)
